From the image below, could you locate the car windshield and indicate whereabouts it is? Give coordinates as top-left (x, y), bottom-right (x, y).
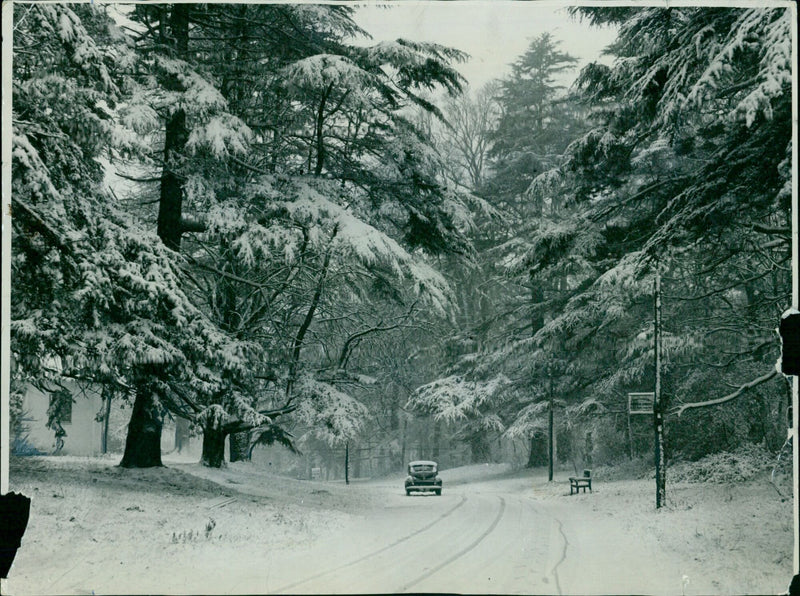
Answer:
top-left (410, 464), bottom-right (436, 473)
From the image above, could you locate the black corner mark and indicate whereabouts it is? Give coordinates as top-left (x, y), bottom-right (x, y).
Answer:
top-left (0, 492), bottom-right (32, 578)
top-left (789, 574), bottom-right (800, 596)
top-left (779, 312), bottom-right (800, 375)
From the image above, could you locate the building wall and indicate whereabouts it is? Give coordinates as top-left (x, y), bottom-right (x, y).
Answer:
top-left (20, 382), bottom-right (105, 455)
top-left (17, 382), bottom-right (179, 457)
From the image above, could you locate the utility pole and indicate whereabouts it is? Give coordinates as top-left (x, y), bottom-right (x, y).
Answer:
top-left (627, 397), bottom-right (634, 460)
top-left (100, 386), bottom-right (112, 455)
top-left (345, 441), bottom-right (350, 485)
top-left (654, 264), bottom-right (666, 509)
top-left (548, 368), bottom-right (554, 482)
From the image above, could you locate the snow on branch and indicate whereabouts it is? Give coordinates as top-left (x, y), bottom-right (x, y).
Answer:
top-left (358, 39), bottom-right (467, 94)
top-left (196, 404), bottom-right (229, 431)
top-left (409, 374), bottom-right (511, 424)
top-left (186, 113), bottom-right (253, 159)
top-left (154, 55), bottom-right (227, 114)
top-left (504, 401), bottom-right (550, 439)
top-left (565, 397), bottom-right (608, 419)
top-left (594, 250), bottom-right (649, 291)
top-left (294, 376), bottom-right (368, 446)
top-left (282, 54), bottom-right (376, 101)
top-left (225, 177), bottom-right (455, 313)
top-left (686, 8), bottom-right (791, 126)
top-left (670, 368), bottom-right (779, 416)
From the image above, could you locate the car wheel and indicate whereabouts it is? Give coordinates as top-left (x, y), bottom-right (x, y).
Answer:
top-left (406, 489), bottom-right (412, 496)
top-left (435, 489), bottom-right (442, 496)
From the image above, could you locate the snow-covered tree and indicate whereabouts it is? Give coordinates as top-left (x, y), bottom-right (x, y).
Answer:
top-left (408, 373), bottom-right (511, 462)
top-left (11, 4), bottom-right (261, 468)
top-left (407, 6), bottom-right (791, 475)
top-left (484, 33), bottom-right (583, 212)
top-left (514, 6), bottom-right (793, 472)
top-left (100, 4), bottom-right (479, 467)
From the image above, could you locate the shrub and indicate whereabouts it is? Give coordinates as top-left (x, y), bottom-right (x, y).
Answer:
top-left (669, 443), bottom-right (775, 483)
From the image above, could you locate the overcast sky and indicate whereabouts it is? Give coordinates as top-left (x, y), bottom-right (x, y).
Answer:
top-left (353, 2), bottom-right (619, 90)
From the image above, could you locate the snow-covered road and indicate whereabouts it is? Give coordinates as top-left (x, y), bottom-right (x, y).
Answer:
top-left (255, 475), bottom-right (690, 595)
top-left (5, 457), bottom-right (791, 595)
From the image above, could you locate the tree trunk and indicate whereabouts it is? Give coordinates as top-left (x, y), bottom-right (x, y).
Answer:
top-left (120, 4), bottom-right (192, 470)
top-left (352, 444), bottom-right (362, 478)
top-left (120, 3), bottom-right (190, 469)
top-left (344, 441), bottom-right (350, 484)
top-left (286, 246), bottom-right (333, 397)
top-left (313, 85), bottom-right (332, 176)
top-left (156, 4), bottom-right (191, 251)
top-left (175, 417), bottom-right (190, 454)
top-left (167, 4), bottom-right (189, 53)
top-left (469, 433), bottom-right (491, 463)
top-left (432, 420), bottom-right (440, 459)
top-left (530, 274), bottom-right (544, 335)
top-left (526, 433), bottom-right (547, 467)
top-left (100, 386), bottom-right (112, 455)
top-left (627, 406), bottom-right (634, 460)
top-left (120, 384), bottom-right (163, 468)
top-left (389, 396), bottom-right (399, 431)
top-left (202, 426), bottom-right (227, 468)
top-left (400, 417), bottom-right (407, 470)
top-left (229, 431), bottom-right (251, 462)
top-left (158, 109), bottom-right (188, 251)
top-left (548, 375), bottom-right (555, 481)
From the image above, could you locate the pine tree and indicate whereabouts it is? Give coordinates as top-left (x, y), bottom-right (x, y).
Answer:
top-left (484, 33), bottom-right (581, 212)
top-left (514, 6), bottom-right (794, 483)
top-left (406, 7), bottom-right (791, 475)
top-left (11, 4), bottom-right (255, 468)
top-left (107, 4), bottom-right (478, 467)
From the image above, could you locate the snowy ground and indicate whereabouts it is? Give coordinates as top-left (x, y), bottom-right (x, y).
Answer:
top-left (2, 455), bottom-right (794, 595)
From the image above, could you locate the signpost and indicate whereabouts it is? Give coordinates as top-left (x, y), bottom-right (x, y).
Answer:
top-left (627, 392), bottom-right (654, 460)
top-left (628, 392), bottom-right (655, 415)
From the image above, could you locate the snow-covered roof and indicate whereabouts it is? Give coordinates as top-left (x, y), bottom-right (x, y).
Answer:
top-left (409, 460), bottom-right (437, 466)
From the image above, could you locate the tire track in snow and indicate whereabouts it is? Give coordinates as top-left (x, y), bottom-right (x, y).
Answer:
top-left (271, 494), bottom-right (468, 594)
top-left (399, 496), bottom-right (506, 593)
top-left (547, 517), bottom-right (569, 595)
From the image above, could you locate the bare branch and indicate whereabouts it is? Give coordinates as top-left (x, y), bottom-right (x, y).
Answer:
top-left (671, 369), bottom-right (779, 416)
top-left (114, 170), bottom-right (162, 183)
top-left (223, 403), bottom-right (297, 434)
top-left (337, 300), bottom-right (419, 369)
top-left (182, 255), bottom-right (268, 289)
top-left (752, 223), bottom-right (790, 236)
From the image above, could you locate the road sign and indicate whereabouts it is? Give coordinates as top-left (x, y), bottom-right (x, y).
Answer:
top-left (628, 392), bottom-right (654, 415)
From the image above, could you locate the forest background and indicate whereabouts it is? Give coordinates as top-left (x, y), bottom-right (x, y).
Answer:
top-left (3, 3), bottom-right (795, 494)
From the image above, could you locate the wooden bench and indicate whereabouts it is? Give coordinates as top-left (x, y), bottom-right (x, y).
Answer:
top-left (569, 470), bottom-right (592, 495)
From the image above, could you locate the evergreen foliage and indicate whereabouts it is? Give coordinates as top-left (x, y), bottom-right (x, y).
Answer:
top-left (10, 4), bottom-right (792, 476)
top-left (11, 2), bottom-right (476, 468)
top-left (412, 6), bottom-right (792, 471)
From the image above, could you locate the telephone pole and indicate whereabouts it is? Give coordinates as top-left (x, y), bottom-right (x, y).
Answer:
top-left (654, 264), bottom-right (666, 509)
top-left (345, 441), bottom-right (350, 485)
top-left (548, 368), bottom-right (554, 482)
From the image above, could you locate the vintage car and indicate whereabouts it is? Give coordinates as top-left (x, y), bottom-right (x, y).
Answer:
top-left (405, 460), bottom-right (442, 495)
